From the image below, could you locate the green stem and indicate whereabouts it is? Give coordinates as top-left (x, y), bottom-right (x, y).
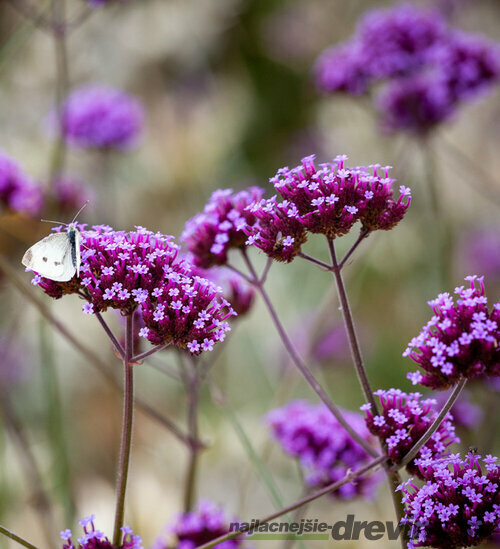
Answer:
top-left (112, 314), bottom-right (135, 545)
top-left (0, 526), bottom-right (39, 549)
top-left (39, 317), bottom-right (74, 527)
top-left (183, 357), bottom-right (201, 512)
top-left (48, 0), bottom-right (70, 189)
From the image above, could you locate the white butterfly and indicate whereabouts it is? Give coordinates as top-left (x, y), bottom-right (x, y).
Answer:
top-left (21, 203), bottom-right (87, 282)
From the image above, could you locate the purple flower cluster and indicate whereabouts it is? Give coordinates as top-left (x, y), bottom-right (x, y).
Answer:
top-left (315, 4), bottom-right (500, 133)
top-left (31, 225), bottom-right (235, 355)
top-left (361, 389), bottom-right (459, 477)
top-left (405, 275), bottom-right (500, 389)
top-left (153, 500), bottom-right (243, 549)
top-left (0, 151), bottom-right (43, 216)
top-left (59, 85), bottom-right (143, 150)
top-left (266, 400), bottom-right (380, 499)
top-left (61, 515), bottom-right (142, 549)
top-left (245, 155), bottom-right (411, 262)
top-left (398, 453), bottom-right (500, 549)
top-left (182, 187), bottom-right (265, 269)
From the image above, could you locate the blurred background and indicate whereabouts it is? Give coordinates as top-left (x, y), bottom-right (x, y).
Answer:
top-left (0, 0), bottom-right (499, 547)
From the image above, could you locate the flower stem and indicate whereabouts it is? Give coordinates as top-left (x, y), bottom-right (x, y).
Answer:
top-left (112, 314), bottom-right (135, 546)
top-left (395, 378), bottom-right (466, 470)
top-left (183, 356), bottom-right (201, 512)
top-left (241, 250), bottom-right (378, 458)
top-left (338, 229), bottom-right (369, 270)
top-left (327, 238), bottom-right (379, 414)
top-left (94, 311), bottom-right (125, 359)
top-left (0, 526), bottom-right (39, 549)
top-left (194, 455), bottom-right (387, 549)
top-left (48, 0), bottom-right (69, 189)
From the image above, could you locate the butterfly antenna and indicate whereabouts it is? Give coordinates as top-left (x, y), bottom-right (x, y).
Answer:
top-left (71, 201), bottom-right (89, 224)
top-left (40, 219), bottom-right (68, 226)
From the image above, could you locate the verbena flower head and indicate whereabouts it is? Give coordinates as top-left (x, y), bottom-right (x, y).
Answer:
top-left (153, 500), bottom-right (243, 549)
top-left (0, 151), bottom-right (43, 216)
top-left (362, 388), bottom-right (459, 478)
top-left (61, 515), bottom-right (142, 549)
top-left (405, 275), bottom-right (500, 389)
top-left (314, 3), bottom-right (500, 134)
top-left (377, 75), bottom-right (454, 134)
top-left (59, 85), bottom-right (143, 150)
top-left (182, 187), bottom-right (265, 268)
top-left (429, 30), bottom-right (500, 102)
top-left (244, 155), bottom-right (411, 262)
top-left (315, 42), bottom-right (371, 95)
top-left (398, 452), bottom-right (500, 549)
top-left (355, 4), bottom-right (447, 79)
top-left (30, 225), bottom-right (235, 355)
top-left (267, 400), bottom-right (380, 499)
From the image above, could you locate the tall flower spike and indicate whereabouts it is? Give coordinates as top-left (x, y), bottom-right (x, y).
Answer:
top-left (405, 275), bottom-right (500, 389)
top-left (61, 516), bottom-right (143, 549)
top-left (182, 187), bottom-right (265, 268)
top-left (152, 500), bottom-right (244, 549)
top-left (58, 85), bottom-right (143, 150)
top-left (30, 225), bottom-right (235, 355)
top-left (398, 453), bottom-right (500, 549)
top-left (267, 400), bottom-right (381, 499)
top-left (244, 155), bottom-right (410, 262)
top-left (362, 388), bottom-right (459, 478)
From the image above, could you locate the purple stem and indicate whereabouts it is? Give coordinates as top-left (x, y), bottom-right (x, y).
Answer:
top-left (131, 343), bottom-right (170, 363)
top-left (112, 313), bottom-right (135, 545)
top-left (297, 252), bottom-right (331, 270)
top-left (240, 250), bottom-right (378, 458)
top-left (395, 378), bottom-right (466, 470)
top-left (94, 311), bottom-right (125, 359)
top-left (327, 238), bottom-right (379, 415)
top-left (194, 454), bottom-right (387, 549)
top-left (338, 229), bottom-right (369, 270)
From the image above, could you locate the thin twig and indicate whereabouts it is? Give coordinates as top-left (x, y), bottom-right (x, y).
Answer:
top-left (259, 256), bottom-right (273, 285)
top-left (194, 455), bottom-right (387, 549)
top-left (395, 378), bottom-right (466, 470)
top-left (0, 526), bottom-right (39, 549)
top-left (327, 238), bottom-right (379, 414)
top-left (225, 262), bottom-right (253, 285)
top-left (94, 311), bottom-right (125, 359)
top-left (131, 343), bottom-right (170, 363)
top-left (338, 230), bottom-right (369, 270)
top-left (297, 252), bottom-right (331, 270)
top-left (240, 250), bottom-right (379, 458)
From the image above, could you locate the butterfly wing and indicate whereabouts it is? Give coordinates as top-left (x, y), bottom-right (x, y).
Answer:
top-left (22, 233), bottom-right (76, 282)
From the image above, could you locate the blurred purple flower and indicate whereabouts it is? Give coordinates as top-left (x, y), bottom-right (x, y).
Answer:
top-left (0, 151), bottom-right (43, 216)
top-left (362, 388), bottom-right (459, 478)
top-left (404, 275), bottom-right (500, 390)
top-left (398, 452), bottom-right (500, 549)
top-left (53, 177), bottom-right (95, 215)
top-left (312, 322), bottom-right (351, 364)
top-left (267, 400), bottom-right (380, 499)
top-left (153, 500), bottom-right (244, 549)
top-left (31, 225), bottom-right (235, 355)
top-left (377, 75), bottom-right (454, 134)
top-left (435, 389), bottom-right (483, 430)
top-left (460, 228), bottom-right (500, 280)
top-left (355, 4), bottom-right (447, 80)
top-left (314, 3), bottom-right (500, 134)
top-left (61, 515), bottom-right (142, 549)
top-left (0, 336), bottom-right (28, 391)
top-left (58, 85), bottom-right (143, 150)
top-left (315, 42), bottom-right (371, 95)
